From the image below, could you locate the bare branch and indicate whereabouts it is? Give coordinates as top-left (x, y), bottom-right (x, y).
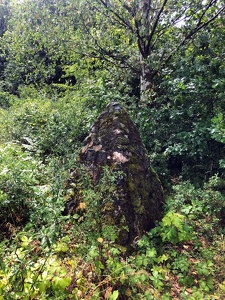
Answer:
top-left (134, 0), bottom-right (169, 58)
top-left (97, 0), bottom-right (135, 33)
top-left (145, 0), bottom-right (168, 55)
top-left (197, 0), bottom-right (218, 26)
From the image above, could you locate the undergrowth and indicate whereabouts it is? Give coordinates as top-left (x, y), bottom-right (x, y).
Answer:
top-left (0, 163), bottom-right (225, 299)
top-left (0, 90), bottom-right (225, 299)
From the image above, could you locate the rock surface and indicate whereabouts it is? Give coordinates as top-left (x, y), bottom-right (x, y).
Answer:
top-left (66, 102), bottom-right (164, 245)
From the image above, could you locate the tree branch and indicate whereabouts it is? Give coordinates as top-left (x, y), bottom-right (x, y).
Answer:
top-left (162, 3), bottom-right (225, 68)
top-left (97, 0), bottom-right (135, 33)
top-left (146, 0), bottom-right (169, 54)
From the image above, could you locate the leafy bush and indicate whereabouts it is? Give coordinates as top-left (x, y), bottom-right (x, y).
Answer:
top-left (0, 91), bottom-right (15, 108)
top-left (1, 87), bottom-right (97, 157)
top-left (134, 105), bottom-right (225, 186)
top-left (155, 211), bottom-right (192, 245)
top-left (0, 143), bottom-right (43, 237)
top-left (210, 113), bottom-right (225, 170)
top-left (211, 113), bottom-right (225, 144)
top-left (165, 179), bottom-right (225, 237)
top-left (0, 233), bottom-right (74, 299)
top-left (0, 143), bottom-right (71, 240)
top-left (1, 163), bottom-right (225, 299)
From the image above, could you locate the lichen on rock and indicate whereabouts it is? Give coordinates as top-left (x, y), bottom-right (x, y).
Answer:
top-left (65, 102), bottom-right (164, 245)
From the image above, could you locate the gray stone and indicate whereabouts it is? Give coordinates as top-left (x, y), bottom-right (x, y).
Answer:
top-left (65, 102), bottom-right (164, 245)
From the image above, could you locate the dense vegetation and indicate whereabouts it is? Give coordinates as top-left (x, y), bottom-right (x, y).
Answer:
top-left (0, 0), bottom-right (225, 299)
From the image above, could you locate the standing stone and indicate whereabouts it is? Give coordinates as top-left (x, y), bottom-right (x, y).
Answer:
top-left (66, 102), bottom-right (164, 245)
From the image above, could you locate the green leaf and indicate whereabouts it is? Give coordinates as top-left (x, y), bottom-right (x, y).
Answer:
top-left (52, 276), bottom-right (71, 291)
top-left (38, 279), bottom-right (51, 292)
top-left (53, 241), bottom-right (69, 253)
top-left (146, 248), bottom-right (157, 258)
top-left (109, 290), bottom-right (119, 300)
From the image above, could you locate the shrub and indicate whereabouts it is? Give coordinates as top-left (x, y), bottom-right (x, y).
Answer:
top-left (0, 143), bottom-right (42, 237)
top-left (1, 87), bottom-right (97, 157)
top-left (165, 178), bottom-right (225, 237)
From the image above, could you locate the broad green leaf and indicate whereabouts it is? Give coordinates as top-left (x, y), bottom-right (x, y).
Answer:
top-left (52, 276), bottom-right (71, 291)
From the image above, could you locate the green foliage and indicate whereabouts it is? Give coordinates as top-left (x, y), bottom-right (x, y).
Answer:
top-left (65, 166), bottom-right (125, 249)
top-left (132, 19), bottom-right (225, 184)
top-left (211, 113), bottom-right (225, 169)
top-left (211, 113), bottom-right (225, 144)
top-left (0, 233), bottom-right (74, 299)
top-left (1, 158), bottom-right (225, 299)
top-left (158, 211), bottom-right (192, 244)
top-left (165, 179), bottom-right (225, 237)
top-left (0, 143), bottom-right (43, 232)
top-left (135, 101), bottom-right (225, 185)
top-left (1, 0), bottom-right (81, 92)
top-left (0, 91), bottom-right (15, 108)
top-left (0, 1), bottom-right (225, 299)
top-left (0, 86), bottom-right (96, 157)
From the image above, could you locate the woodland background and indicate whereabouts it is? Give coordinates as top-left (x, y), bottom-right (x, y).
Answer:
top-left (0, 0), bottom-right (225, 299)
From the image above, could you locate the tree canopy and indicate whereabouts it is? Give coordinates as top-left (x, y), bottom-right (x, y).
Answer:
top-left (76, 0), bottom-right (225, 101)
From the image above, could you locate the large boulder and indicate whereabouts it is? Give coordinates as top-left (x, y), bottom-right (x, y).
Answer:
top-left (66, 102), bottom-right (164, 245)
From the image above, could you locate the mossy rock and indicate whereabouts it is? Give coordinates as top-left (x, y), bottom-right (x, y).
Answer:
top-left (66, 102), bottom-right (164, 245)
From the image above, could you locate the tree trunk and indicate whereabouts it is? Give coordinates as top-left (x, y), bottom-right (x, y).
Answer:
top-left (140, 54), bottom-right (154, 104)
